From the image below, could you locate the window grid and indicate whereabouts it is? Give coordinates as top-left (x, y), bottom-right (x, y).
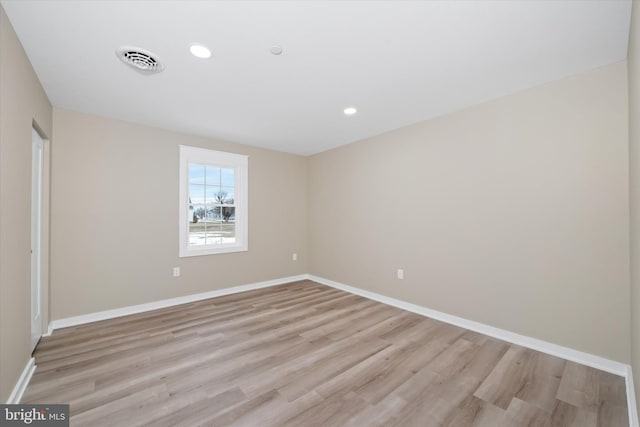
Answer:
top-left (179, 145), bottom-right (248, 257)
top-left (188, 164), bottom-right (236, 247)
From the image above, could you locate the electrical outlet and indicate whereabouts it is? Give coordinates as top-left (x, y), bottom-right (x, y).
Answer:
top-left (292, 253), bottom-right (298, 261)
top-left (397, 269), bottom-right (404, 280)
top-left (173, 267), bottom-right (181, 277)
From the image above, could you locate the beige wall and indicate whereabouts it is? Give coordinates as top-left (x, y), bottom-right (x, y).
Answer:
top-left (309, 62), bottom-right (630, 362)
top-left (1, 0), bottom-right (634, 401)
top-left (50, 109), bottom-right (307, 319)
top-left (629, 0), bottom-right (640, 412)
top-left (0, 6), bottom-right (53, 402)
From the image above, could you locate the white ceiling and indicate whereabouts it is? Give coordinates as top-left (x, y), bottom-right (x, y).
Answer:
top-left (1, 0), bottom-right (632, 156)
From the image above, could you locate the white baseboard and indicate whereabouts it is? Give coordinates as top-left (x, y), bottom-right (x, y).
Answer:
top-left (48, 274), bottom-right (308, 332)
top-left (308, 275), bottom-right (630, 375)
top-left (47, 272), bottom-right (633, 376)
top-left (309, 274), bottom-right (639, 425)
top-left (5, 358), bottom-right (35, 404)
top-left (43, 323), bottom-right (53, 337)
top-left (626, 366), bottom-right (640, 427)
top-left (41, 272), bottom-right (639, 425)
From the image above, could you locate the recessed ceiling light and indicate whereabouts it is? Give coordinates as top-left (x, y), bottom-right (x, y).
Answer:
top-left (190, 44), bottom-right (211, 59)
top-left (344, 107), bottom-right (357, 115)
top-left (270, 45), bottom-right (283, 55)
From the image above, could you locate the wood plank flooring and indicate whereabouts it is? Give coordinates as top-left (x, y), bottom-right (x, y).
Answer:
top-left (23, 280), bottom-right (628, 426)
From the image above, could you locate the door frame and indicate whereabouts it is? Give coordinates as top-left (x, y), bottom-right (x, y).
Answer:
top-left (31, 127), bottom-right (47, 352)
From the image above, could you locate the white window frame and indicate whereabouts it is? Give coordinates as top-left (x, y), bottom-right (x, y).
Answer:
top-left (179, 145), bottom-right (248, 257)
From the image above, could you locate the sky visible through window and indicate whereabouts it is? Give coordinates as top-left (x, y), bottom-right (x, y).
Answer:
top-left (188, 163), bottom-right (236, 246)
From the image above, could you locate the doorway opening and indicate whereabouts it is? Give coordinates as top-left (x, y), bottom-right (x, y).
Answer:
top-left (31, 128), bottom-right (44, 352)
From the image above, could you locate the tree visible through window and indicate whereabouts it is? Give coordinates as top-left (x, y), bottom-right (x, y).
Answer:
top-left (188, 164), bottom-right (236, 246)
top-left (179, 146), bottom-right (247, 256)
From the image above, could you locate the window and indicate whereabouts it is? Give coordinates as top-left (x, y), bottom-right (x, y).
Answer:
top-left (179, 145), bottom-right (248, 257)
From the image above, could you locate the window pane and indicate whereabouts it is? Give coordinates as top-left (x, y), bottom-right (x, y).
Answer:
top-left (220, 222), bottom-right (236, 244)
top-left (221, 168), bottom-right (234, 186)
top-left (206, 166), bottom-right (220, 185)
top-left (205, 225), bottom-right (221, 245)
top-left (221, 206), bottom-right (235, 222)
top-left (190, 205), bottom-right (206, 223)
top-left (189, 221), bottom-right (207, 246)
top-left (208, 206), bottom-right (222, 221)
top-left (206, 234), bottom-right (221, 246)
top-left (221, 187), bottom-right (235, 203)
top-left (201, 207), bottom-right (210, 221)
top-left (205, 186), bottom-right (221, 205)
top-left (180, 146), bottom-right (247, 257)
top-left (189, 164), bottom-right (205, 184)
top-left (189, 184), bottom-right (205, 204)
top-left (211, 189), bottom-right (229, 205)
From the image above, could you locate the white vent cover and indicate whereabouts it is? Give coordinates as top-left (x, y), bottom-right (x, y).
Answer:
top-left (116, 46), bottom-right (164, 74)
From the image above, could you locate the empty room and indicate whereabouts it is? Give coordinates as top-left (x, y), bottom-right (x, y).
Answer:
top-left (1, 0), bottom-right (640, 426)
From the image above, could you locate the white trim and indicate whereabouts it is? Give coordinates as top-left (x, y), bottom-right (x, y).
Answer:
top-left (308, 275), bottom-right (629, 376)
top-left (311, 274), bottom-right (639, 426)
top-left (48, 272), bottom-right (632, 376)
top-left (31, 129), bottom-right (44, 352)
top-left (48, 275), bottom-right (307, 332)
top-left (179, 145), bottom-right (248, 258)
top-left (42, 323), bottom-right (53, 337)
top-left (626, 365), bottom-right (640, 427)
top-left (41, 272), bottom-right (638, 426)
top-left (6, 358), bottom-right (36, 404)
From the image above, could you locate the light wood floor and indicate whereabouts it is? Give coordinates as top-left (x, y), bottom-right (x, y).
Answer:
top-left (24, 280), bottom-right (628, 426)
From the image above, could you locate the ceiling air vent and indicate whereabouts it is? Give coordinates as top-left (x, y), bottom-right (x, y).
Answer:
top-left (116, 46), bottom-right (164, 74)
